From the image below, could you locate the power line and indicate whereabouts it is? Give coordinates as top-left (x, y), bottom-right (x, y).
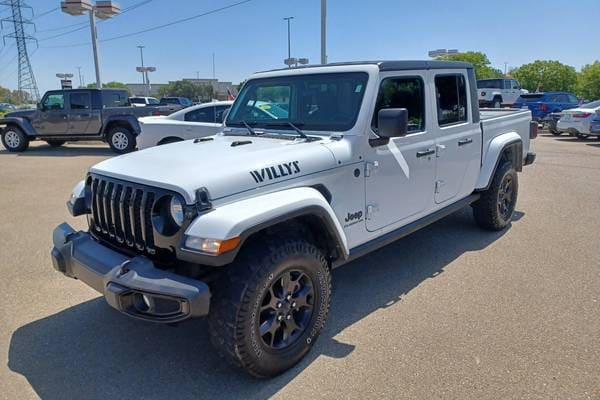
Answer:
top-left (40, 0), bottom-right (252, 48)
top-left (32, 6), bottom-right (58, 20)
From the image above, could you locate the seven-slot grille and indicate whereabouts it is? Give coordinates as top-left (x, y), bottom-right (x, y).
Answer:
top-left (89, 174), bottom-right (158, 255)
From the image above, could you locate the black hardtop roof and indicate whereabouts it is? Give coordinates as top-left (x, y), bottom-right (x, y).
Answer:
top-left (262, 60), bottom-right (473, 73)
top-left (45, 88), bottom-right (127, 93)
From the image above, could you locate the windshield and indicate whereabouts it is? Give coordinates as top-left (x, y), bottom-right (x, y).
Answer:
top-left (580, 99), bottom-right (600, 109)
top-left (477, 79), bottom-right (502, 89)
top-left (226, 72), bottom-right (369, 132)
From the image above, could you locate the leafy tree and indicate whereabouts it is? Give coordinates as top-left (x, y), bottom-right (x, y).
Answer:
top-left (576, 61), bottom-right (600, 100)
top-left (438, 51), bottom-right (503, 80)
top-left (87, 81), bottom-right (132, 95)
top-left (511, 60), bottom-right (577, 93)
top-left (158, 80), bottom-right (214, 102)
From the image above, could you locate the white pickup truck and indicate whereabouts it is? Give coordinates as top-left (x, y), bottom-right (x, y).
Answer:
top-left (478, 78), bottom-right (528, 108)
top-left (51, 60), bottom-right (536, 377)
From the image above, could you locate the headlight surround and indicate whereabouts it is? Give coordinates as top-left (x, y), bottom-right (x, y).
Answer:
top-left (169, 196), bottom-right (184, 227)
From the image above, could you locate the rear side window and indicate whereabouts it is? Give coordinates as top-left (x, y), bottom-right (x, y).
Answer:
top-left (102, 91), bottom-right (128, 107)
top-left (130, 97), bottom-right (144, 104)
top-left (70, 92), bottom-right (90, 110)
top-left (184, 107), bottom-right (223, 123)
top-left (477, 79), bottom-right (502, 89)
top-left (435, 74), bottom-right (468, 126)
top-left (371, 77), bottom-right (425, 133)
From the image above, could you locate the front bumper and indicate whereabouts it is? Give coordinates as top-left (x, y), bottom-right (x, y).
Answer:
top-left (51, 223), bottom-right (211, 323)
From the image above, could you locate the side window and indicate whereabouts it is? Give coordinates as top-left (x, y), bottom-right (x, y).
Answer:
top-left (43, 93), bottom-right (65, 110)
top-left (69, 92), bottom-right (90, 110)
top-left (371, 77), bottom-right (425, 133)
top-left (214, 106), bottom-right (230, 123)
top-left (504, 80), bottom-right (511, 89)
top-left (511, 80), bottom-right (520, 89)
top-left (568, 95), bottom-right (578, 104)
top-left (435, 74), bottom-right (468, 126)
top-left (185, 106), bottom-right (216, 123)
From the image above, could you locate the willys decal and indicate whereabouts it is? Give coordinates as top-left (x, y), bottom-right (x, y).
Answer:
top-left (250, 161), bottom-right (301, 183)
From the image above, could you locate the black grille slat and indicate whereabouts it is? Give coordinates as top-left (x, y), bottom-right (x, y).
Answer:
top-left (143, 193), bottom-right (155, 254)
top-left (132, 189), bottom-right (144, 250)
top-left (119, 186), bottom-right (131, 246)
top-left (112, 184), bottom-right (124, 242)
top-left (91, 178), bottom-right (100, 232)
top-left (105, 182), bottom-right (115, 238)
top-left (98, 180), bottom-right (108, 233)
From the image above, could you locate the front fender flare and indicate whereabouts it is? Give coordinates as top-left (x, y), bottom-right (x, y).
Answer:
top-left (0, 117), bottom-right (36, 136)
top-left (177, 187), bottom-right (348, 266)
top-left (475, 132), bottom-right (522, 191)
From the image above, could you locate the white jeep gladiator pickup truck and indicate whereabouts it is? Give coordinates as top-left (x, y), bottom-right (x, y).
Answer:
top-left (51, 60), bottom-right (537, 377)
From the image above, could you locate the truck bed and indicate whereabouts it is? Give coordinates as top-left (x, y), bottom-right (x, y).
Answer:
top-left (478, 107), bottom-right (532, 182)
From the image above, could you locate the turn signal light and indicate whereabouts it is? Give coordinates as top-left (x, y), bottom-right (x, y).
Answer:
top-left (184, 236), bottom-right (241, 255)
top-left (572, 112), bottom-right (592, 118)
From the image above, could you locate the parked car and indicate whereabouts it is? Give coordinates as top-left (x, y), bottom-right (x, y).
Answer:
top-left (0, 89), bottom-right (177, 154)
top-left (52, 60), bottom-right (536, 377)
top-left (129, 96), bottom-right (160, 107)
top-left (159, 96), bottom-right (193, 108)
top-left (590, 115), bottom-right (600, 135)
top-left (137, 101), bottom-right (233, 149)
top-left (543, 112), bottom-right (562, 134)
top-left (477, 78), bottom-right (528, 108)
top-left (512, 92), bottom-right (579, 121)
top-left (0, 103), bottom-right (16, 113)
top-left (556, 99), bottom-right (600, 139)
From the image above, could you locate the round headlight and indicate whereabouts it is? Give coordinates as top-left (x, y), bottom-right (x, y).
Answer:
top-left (169, 196), bottom-right (184, 226)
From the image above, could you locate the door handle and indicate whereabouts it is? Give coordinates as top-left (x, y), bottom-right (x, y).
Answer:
top-left (416, 149), bottom-right (435, 158)
top-left (458, 138), bottom-right (473, 146)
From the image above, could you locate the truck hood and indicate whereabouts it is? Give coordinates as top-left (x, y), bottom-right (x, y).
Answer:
top-left (90, 134), bottom-right (337, 203)
top-left (4, 109), bottom-right (35, 118)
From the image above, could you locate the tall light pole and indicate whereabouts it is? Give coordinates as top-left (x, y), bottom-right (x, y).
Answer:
top-left (76, 66), bottom-right (84, 88)
top-left (137, 45), bottom-right (146, 85)
top-left (283, 16), bottom-right (294, 66)
top-left (61, 1), bottom-right (121, 89)
top-left (320, 0), bottom-right (326, 65)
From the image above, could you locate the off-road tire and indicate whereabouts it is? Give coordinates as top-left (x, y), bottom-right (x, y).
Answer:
top-left (473, 161), bottom-right (518, 231)
top-left (1, 125), bottom-right (29, 152)
top-left (492, 98), bottom-right (502, 108)
top-left (107, 126), bottom-right (136, 154)
top-left (46, 140), bottom-right (65, 147)
top-left (208, 236), bottom-right (331, 378)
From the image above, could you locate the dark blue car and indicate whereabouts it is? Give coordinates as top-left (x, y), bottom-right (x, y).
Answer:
top-left (512, 92), bottom-right (579, 121)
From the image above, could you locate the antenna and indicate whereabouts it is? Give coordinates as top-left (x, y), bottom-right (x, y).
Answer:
top-left (1, 0), bottom-right (40, 102)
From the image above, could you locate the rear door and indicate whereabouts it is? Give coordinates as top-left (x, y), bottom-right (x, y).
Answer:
top-left (431, 71), bottom-right (482, 204)
top-left (507, 80), bottom-right (521, 104)
top-left (32, 91), bottom-right (69, 135)
top-left (364, 71), bottom-right (437, 231)
top-left (68, 91), bottom-right (101, 135)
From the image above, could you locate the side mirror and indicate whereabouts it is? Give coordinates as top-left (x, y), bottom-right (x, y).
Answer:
top-left (377, 108), bottom-right (408, 138)
top-left (37, 102), bottom-right (43, 110)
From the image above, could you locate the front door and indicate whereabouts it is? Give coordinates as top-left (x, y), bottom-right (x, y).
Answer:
top-left (431, 72), bottom-right (482, 204)
top-left (68, 91), bottom-right (101, 135)
top-left (32, 91), bottom-right (69, 135)
top-left (365, 72), bottom-right (436, 232)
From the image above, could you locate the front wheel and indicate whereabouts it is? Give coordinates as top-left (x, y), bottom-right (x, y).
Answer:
top-left (107, 126), bottom-right (136, 154)
top-left (208, 236), bottom-right (331, 377)
top-left (473, 161), bottom-right (518, 231)
top-left (1, 126), bottom-right (29, 152)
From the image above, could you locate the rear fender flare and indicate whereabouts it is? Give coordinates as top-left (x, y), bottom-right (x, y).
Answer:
top-left (476, 132), bottom-right (522, 191)
top-left (102, 115), bottom-right (141, 136)
top-left (177, 187), bottom-right (348, 266)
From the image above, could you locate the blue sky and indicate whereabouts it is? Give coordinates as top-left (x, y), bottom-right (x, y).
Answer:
top-left (1, 0), bottom-right (599, 94)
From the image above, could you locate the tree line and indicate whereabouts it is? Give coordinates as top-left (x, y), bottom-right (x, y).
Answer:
top-left (440, 51), bottom-right (600, 100)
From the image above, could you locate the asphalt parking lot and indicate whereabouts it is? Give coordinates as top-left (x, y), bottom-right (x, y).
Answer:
top-left (0, 133), bottom-right (598, 400)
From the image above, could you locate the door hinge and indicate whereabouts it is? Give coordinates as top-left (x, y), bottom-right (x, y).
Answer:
top-left (435, 180), bottom-right (445, 193)
top-left (365, 161), bottom-right (379, 177)
top-left (366, 204), bottom-right (379, 219)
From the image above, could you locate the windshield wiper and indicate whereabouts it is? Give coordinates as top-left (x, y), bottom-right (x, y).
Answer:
top-left (241, 120), bottom-right (256, 136)
top-left (264, 121), bottom-right (308, 139)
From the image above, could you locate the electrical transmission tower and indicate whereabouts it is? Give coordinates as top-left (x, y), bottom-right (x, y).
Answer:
top-left (1, 0), bottom-right (39, 102)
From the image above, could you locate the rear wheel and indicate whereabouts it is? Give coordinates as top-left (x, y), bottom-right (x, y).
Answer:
top-left (107, 126), bottom-right (136, 154)
top-left (1, 126), bottom-right (29, 152)
top-left (473, 161), bottom-right (518, 231)
top-left (208, 236), bottom-right (331, 377)
top-left (492, 98), bottom-right (502, 108)
top-left (46, 140), bottom-right (65, 147)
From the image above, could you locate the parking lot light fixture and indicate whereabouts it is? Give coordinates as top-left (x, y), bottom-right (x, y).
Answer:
top-left (60, 1), bottom-right (121, 89)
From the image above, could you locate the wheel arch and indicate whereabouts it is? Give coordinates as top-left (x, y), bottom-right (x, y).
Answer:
top-left (475, 133), bottom-right (523, 191)
top-left (1, 117), bottom-right (36, 136)
top-left (177, 187), bottom-right (348, 267)
top-left (102, 115), bottom-right (140, 138)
